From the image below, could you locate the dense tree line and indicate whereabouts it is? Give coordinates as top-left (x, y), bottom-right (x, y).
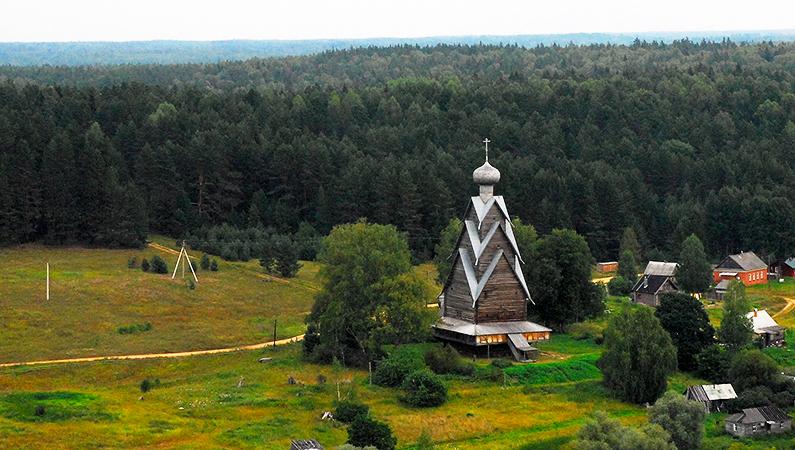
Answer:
top-left (1, 42), bottom-right (795, 260)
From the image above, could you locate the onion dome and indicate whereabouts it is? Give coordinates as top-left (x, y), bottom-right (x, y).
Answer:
top-left (473, 160), bottom-right (500, 185)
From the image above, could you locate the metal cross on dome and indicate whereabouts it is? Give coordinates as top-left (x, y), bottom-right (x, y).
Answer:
top-left (483, 138), bottom-right (491, 162)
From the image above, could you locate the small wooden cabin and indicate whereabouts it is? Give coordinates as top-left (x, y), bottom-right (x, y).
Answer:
top-left (685, 384), bottom-right (737, 412)
top-left (631, 261), bottom-right (680, 307)
top-left (725, 406), bottom-right (792, 437)
top-left (747, 309), bottom-right (786, 347)
top-left (596, 261), bottom-right (618, 273)
top-left (435, 147), bottom-right (551, 361)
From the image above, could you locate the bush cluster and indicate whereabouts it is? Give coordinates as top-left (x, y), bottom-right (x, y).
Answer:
top-left (117, 322), bottom-right (152, 335)
top-left (423, 345), bottom-right (474, 376)
top-left (607, 275), bottom-right (632, 296)
top-left (334, 400), bottom-right (369, 424)
top-left (401, 370), bottom-right (447, 407)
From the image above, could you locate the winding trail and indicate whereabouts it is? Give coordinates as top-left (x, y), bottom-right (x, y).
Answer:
top-left (773, 297), bottom-right (795, 319)
top-left (0, 335), bottom-right (305, 369)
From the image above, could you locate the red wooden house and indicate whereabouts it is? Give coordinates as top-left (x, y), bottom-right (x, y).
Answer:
top-left (712, 251), bottom-right (768, 287)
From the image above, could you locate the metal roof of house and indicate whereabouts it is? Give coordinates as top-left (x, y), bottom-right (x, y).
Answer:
top-left (726, 406), bottom-right (791, 425)
top-left (715, 279), bottom-right (731, 291)
top-left (716, 251), bottom-right (767, 272)
top-left (644, 261), bottom-right (678, 276)
top-left (746, 310), bottom-right (781, 333)
top-left (686, 384), bottom-right (737, 402)
top-left (785, 257), bottom-right (795, 269)
top-left (434, 316), bottom-right (551, 336)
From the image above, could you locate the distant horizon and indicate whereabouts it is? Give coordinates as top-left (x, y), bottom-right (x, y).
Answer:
top-left (2, 28), bottom-right (795, 45)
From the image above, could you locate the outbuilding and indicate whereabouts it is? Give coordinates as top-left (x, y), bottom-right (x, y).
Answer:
top-left (747, 309), bottom-right (786, 347)
top-left (685, 384), bottom-right (737, 412)
top-left (725, 406), bottom-right (792, 437)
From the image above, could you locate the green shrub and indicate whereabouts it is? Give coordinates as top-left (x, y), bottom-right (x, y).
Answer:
top-left (141, 258), bottom-right (150, 272)
top-left (372, 357), bottom-right (415, 387)
top-left (34, 405), bottom-right (45, 417)
top-left (491, 358), bottom-right (513, 369)
top-left (210, 259), bottom-right (219, 271)
top-left (401, 370), bottom-right (447, 407)
top-left (140, 378), bottom-right (160, 393)
top-left (127, 256), bottom-right (138, 269)
top-left (200, 253), bottom-right (210, 270)
top-left (347, 415), bottom-right (397, 450)
top-left (607, 275), bottom-right (632, 296)
top-left (117, 322), bottom-right (152, 335)
top-left (150, 255), bottom-right (168, 274)
top-left (568, 322), bottom-right (604, 341)
top-left (424, 345), bottom-right (472, 375)
top-left (187, 279), bottom-right (196, 290)
top-left (335, 400), bottom-right (369, 424)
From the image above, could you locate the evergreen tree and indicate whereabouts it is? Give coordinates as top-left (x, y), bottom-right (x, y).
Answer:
top-left (619, 226), bottom-right (642, 264)
top-left (599, 307), bottom-right (677, 404)
top-left (718, 281), bottom-right (753, 351)
top-left (200, 254), bottom-right (210, 270)
top-left (618, 250), bottom-right (639, 284)
top-left (655, 293), bottom-right (715, 371)
top-left (432, 217), bottom-right (462, 284)
top-left (678, 234), bottom-right (711, 293)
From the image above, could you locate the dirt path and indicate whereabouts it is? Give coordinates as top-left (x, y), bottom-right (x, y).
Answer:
top-left (0, 335), bottom-right (305, 369)
top-left (774, 297), bottom-right (795, 319)
top-left (147, 242), bottom-right (185, 257)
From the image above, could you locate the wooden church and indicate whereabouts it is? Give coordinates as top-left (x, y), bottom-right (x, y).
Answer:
top-left (434, 141), bottom-right (551, 361)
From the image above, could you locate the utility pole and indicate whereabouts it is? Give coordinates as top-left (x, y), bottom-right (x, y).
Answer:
top-left (46, 262), bottom-right (50, 301)
top-left (273, 319), bottom-right (277, 349)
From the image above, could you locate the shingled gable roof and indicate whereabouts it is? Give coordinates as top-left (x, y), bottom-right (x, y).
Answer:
top-left (632, 274), bottom-right (678, 295)
top-left (442, 194), bottom-right (525, 290)
top-left (458, 248), bottom-right (533, 307)
top-left (716, 251), bottom-right (767, 272)
top-left (644, 261), bottom-right (678, 276)
top-left (464, 219), bottom-right (524, 264)
top-left (470, 195), bottom-right (512, 228)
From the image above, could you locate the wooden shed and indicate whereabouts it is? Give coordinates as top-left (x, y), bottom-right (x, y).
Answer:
top-left (725, 406), bottom-right (792, 437)
top-left (434, 146), bottom-right (551, 361)
top-left (747, 309), bottom-right (786, 347)
top-left (685, 384), bottom-right (737, 412)
top-left (596, 261), bottom-right (618, 273)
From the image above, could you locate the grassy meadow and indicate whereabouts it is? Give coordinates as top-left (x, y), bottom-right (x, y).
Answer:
top-left (1, 242), bottom-right (794, 448)
top-left (0, 237), bottom-right (319, 362)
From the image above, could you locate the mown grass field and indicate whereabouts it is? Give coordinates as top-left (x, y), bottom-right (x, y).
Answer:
top-left (1, 244), bottom-right (794, 448)
top-left (0, 237), bottom-right (320, 362)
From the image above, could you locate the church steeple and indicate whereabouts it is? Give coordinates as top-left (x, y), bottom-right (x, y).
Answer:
top-left (472, 138), bottom-right (500, 201)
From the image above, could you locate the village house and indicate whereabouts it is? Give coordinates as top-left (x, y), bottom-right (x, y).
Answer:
top-left (434, 142), bottom-right (551, 362)
top-left (747, 309), bottom-right (786, 347)
top-left (713, 251), bottom-right (768, 286)
top-left (771, 257), bottom-right (795, 278)
top-left (685, 383), bottom-right (737, 412)
top-left (725, 406), bottom-right (792, 438)
top-left (631, 261), bottom-right (679, 307)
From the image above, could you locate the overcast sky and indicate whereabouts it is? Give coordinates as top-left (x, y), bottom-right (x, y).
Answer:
top-left (2, 0), bottom-right (793, 42)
